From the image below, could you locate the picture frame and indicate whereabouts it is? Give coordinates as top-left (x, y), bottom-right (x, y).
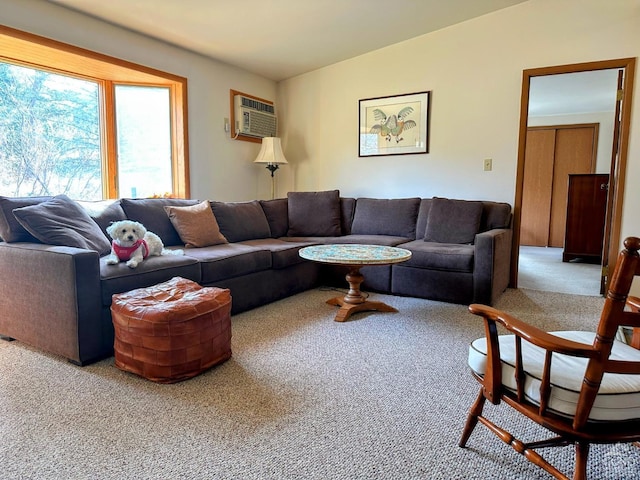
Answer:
top-left (358, 91), bottom-right (430, 157)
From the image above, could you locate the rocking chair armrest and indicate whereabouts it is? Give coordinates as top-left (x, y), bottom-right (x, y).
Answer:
top-left (627, 296), bottom-right (640, 311)
top-left (468, 303), bottom-right (598, 359)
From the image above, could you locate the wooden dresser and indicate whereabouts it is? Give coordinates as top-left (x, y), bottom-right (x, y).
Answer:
top-left (562, 173), bottom-right (609, 263)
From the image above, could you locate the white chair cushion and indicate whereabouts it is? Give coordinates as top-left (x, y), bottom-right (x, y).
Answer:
top-left (468, 331), bottom-right (640, 421)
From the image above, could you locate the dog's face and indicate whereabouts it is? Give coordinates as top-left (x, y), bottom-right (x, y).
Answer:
top-left (106, 220), bottom-right (147, 246)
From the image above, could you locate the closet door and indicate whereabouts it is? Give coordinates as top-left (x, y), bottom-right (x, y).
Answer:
top-left (520, 129), bottom-right (555, 246)
top-left (520, 124), bottom-right (597, 247)
top-left (548, 127), bottom-right (596, 247)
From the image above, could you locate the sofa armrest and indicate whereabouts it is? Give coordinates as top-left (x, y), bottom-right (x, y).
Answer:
top-left (0, 242), bottom-right (103, 364)
top-left (473, 228), bottom-right (512, 305)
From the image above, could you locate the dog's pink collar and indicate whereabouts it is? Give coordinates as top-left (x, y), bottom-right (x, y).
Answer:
top-left (113, 239), bottom-right (149, 261)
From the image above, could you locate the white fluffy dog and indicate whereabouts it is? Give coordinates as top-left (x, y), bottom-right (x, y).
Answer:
top-left (106, 220), bottom-right (183, 268)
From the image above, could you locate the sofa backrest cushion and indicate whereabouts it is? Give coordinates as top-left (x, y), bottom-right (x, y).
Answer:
top-left (260, 198), bottom-right (288, 238)
top-left (481, 201), bottom-right (512, 231)
top-left (0, 196), bottom-right (52, 243)
top-left (351, 197), bottom-right (420, 238)
top-left (340, 197), bottom-right (356, 235)
top-left (121, 198), bottom-right (199, 246)
top-left (77, 199), bottom-right (127, 238)
top-left (287, 190), bottom-right (341, 237)
top-left (12, 195), bottom-right (112, 255)
top-left (165, 200), bottom-right (228, 248)
top-left (210, 200), bottom-right (271, 242)
top-left (415, 198), bottom-right (433, 241)
top-left (424, 197), bottom-right (483, 244)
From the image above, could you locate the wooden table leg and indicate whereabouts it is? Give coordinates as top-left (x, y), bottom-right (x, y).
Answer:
top-left (326, 266), bottom-right (398, 322)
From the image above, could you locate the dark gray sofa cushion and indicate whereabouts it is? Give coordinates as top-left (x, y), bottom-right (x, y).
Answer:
top-left (0, 196), bottom-right (51, 242)
top-left (241, 238), bottom-right (311, 269)
top-left (340, 198), bottom-right (356, 235)
top-left (181, 243), bottom-right (272, 283)
top-left (481, 201), bottom-right (513, 231)
top-left (121, 198), bottom-right (199, 246)
top-left (13, 195), bottom-right (111, 255)
top-left (260, 198), bottom-right (288, 238)
top-left (210, 200), bottom-right (271, 242)
top-left (399, 239), bottom-right (475, 272)
top-left (351, 197), bottom-right (420, 238)
top-left (77, 199), bottom-right (127, 238)
top-left (287, 190), bottom-right (341, 237)
top-left (424, 197), bottom-right (483, 244)
top-left (99, 254), bottom-right (201, 306)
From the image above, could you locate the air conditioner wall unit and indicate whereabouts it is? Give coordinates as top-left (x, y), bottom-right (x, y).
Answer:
top-left (234, 95), bottom-right (277, 138)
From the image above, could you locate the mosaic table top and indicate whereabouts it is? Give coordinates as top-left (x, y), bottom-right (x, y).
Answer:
top-left (299, 244), bottom-right (412, 266)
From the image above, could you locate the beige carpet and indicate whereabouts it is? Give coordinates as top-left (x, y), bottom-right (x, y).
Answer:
top-left (518, 246), bottom-right (602, 296)
top-left (0, 287), bottom-right (637, 479)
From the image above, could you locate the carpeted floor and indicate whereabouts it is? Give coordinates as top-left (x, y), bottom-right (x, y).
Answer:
top-left (518, 246), bottom-right (602, 296)
top-left (1, 287), bottom-right (638, 479)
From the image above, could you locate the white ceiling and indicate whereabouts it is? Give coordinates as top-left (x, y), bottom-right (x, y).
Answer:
top-left (46, 0), bottom-right (617, 115)
top-left (48, 0), bottom-right (527, 82)
top-left (529, 69), bottom-right (620, 117)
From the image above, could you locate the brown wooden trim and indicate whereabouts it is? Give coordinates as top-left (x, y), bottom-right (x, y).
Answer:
top-left (229, 89), bottom-right (274, 144)
top-left (0, 24), bottom-right (190, 199)
top-left (102, 81), bottom-right (118, 199)
top-left (0, 24), bottom-right (186, 83)
top-left (511, 57), bottom-right (636, 289)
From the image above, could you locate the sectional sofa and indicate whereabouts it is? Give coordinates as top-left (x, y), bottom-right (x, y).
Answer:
top-left (0, 190), bottom-right (512, 365)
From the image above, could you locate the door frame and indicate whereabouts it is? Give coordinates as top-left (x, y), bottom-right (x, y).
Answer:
top-left (510, 57), bottom-right (636, 289)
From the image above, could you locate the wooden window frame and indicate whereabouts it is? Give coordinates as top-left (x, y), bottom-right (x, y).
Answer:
top-left (0, 25), bottom-right (190, 198)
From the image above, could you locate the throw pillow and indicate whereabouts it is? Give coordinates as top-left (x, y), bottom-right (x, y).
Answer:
top-left (164, 200), bottom-right (227, 248)
top-left (209, 200), bottom-right (271, 242)
top-left (424, 197), bottom-right (483, 244)
top-left (12, 195), bottom-right (111, 255)
top-left (287, 190), bottom-right (341, 237)
top-left (120, 198), bottom-right (199, 247)
top-left (0, 196), bottom-right (52, 243)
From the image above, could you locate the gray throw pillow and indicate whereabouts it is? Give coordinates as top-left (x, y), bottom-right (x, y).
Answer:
top-left (424, 197), bottom-right (483, 244)
top-left (0, 196), bottom-right (52, 243)
top-left (287, 190), bottom-right (341, 237)
top-left (12, 195), bottom-right (111, 255)
top-left (210, 200), bottom-right (271, 242)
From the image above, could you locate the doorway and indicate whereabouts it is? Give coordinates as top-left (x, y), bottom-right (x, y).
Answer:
top-left (511, 58), bottom-right (636, 294)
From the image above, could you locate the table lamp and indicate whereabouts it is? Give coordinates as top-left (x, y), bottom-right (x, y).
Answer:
top-left (254, 137), bottom-right (288, 199)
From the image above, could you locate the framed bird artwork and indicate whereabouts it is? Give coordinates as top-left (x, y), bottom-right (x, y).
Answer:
top-left (359, 91), bottom-right (430, 157)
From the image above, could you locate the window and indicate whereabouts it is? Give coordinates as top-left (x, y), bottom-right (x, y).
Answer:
top-left (0, 26), bottom-right (189, 200)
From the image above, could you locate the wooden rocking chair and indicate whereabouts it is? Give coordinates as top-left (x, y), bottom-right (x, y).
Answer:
top-left (459, 237), bottom-right (640, 480)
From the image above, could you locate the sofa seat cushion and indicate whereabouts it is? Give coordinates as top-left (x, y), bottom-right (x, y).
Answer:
top-left (100, 254), bottom-right (201, 306)
top-left (332, 234), bottom-right (412, 247)
top-left (240, 238), bottom-right (314, 269)
top-left (399, 240), bottom-right (474, 272)
top-left (468, 331), bottom-right (640, 421)
top-left (280, 236), bottom-right (338, 245)
top-left (181, 243), bottom-right (272, 283)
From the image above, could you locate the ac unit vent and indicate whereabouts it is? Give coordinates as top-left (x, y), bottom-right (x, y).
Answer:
top-left (234, 95), bottom-right (277, 138)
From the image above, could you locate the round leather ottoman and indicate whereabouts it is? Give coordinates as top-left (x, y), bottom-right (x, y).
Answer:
top-left (111, 276), bottom-right (232, 383)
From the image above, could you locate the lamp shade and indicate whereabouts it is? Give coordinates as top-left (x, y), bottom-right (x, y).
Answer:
top-left (254, 137), bottom-right (288, 165)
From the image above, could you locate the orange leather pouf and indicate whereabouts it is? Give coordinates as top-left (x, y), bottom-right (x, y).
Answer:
top-left (111, 276), bottom-right (232, 383)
